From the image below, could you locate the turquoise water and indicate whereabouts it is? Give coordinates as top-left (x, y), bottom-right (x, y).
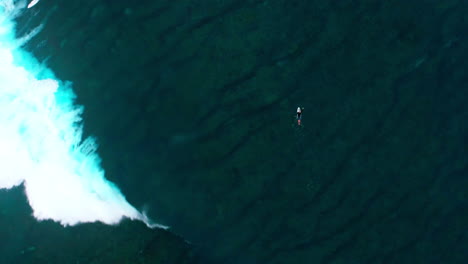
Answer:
top-left (1, 0), bottom-right (468, 263)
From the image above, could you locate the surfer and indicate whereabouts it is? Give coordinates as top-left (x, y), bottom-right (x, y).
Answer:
top-left (27, 0), bottom-right (40, 8)
top-left (296, 107), bottom-right (303, 126)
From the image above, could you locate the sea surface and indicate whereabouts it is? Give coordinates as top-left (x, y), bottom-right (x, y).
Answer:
top-left (1, 0), bottom-right (467, 263)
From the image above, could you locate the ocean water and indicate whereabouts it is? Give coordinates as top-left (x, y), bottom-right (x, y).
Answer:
top-left (1, 0), bottom-right (467, 263)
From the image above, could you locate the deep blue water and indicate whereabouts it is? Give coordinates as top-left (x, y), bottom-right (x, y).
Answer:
top-left (1, 0), bottom-right (467, 263)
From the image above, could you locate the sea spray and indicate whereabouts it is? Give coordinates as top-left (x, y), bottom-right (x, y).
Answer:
top-left (0, 0), bottom-right (166, 229)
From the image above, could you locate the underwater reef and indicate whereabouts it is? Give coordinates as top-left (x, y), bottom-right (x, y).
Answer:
top-left (9, 0), bottom-right (468, 263)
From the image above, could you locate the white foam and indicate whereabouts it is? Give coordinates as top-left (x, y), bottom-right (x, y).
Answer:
top-left (0, 1), bottom-right (166, 229)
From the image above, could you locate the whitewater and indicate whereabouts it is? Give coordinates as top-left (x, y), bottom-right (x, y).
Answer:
top-left (0, 0), bottom-right (165, 229)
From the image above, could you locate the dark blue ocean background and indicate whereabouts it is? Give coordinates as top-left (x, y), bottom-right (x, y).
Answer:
top-left (1, 0), bottom-right (467, 263)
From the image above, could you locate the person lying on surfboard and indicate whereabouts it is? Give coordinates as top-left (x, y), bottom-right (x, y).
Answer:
top-left (296, 107), bottom-right (303, 126)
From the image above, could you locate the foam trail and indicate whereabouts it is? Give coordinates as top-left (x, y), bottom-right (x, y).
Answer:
top-left (0, 1), bottom-right (166, 229)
